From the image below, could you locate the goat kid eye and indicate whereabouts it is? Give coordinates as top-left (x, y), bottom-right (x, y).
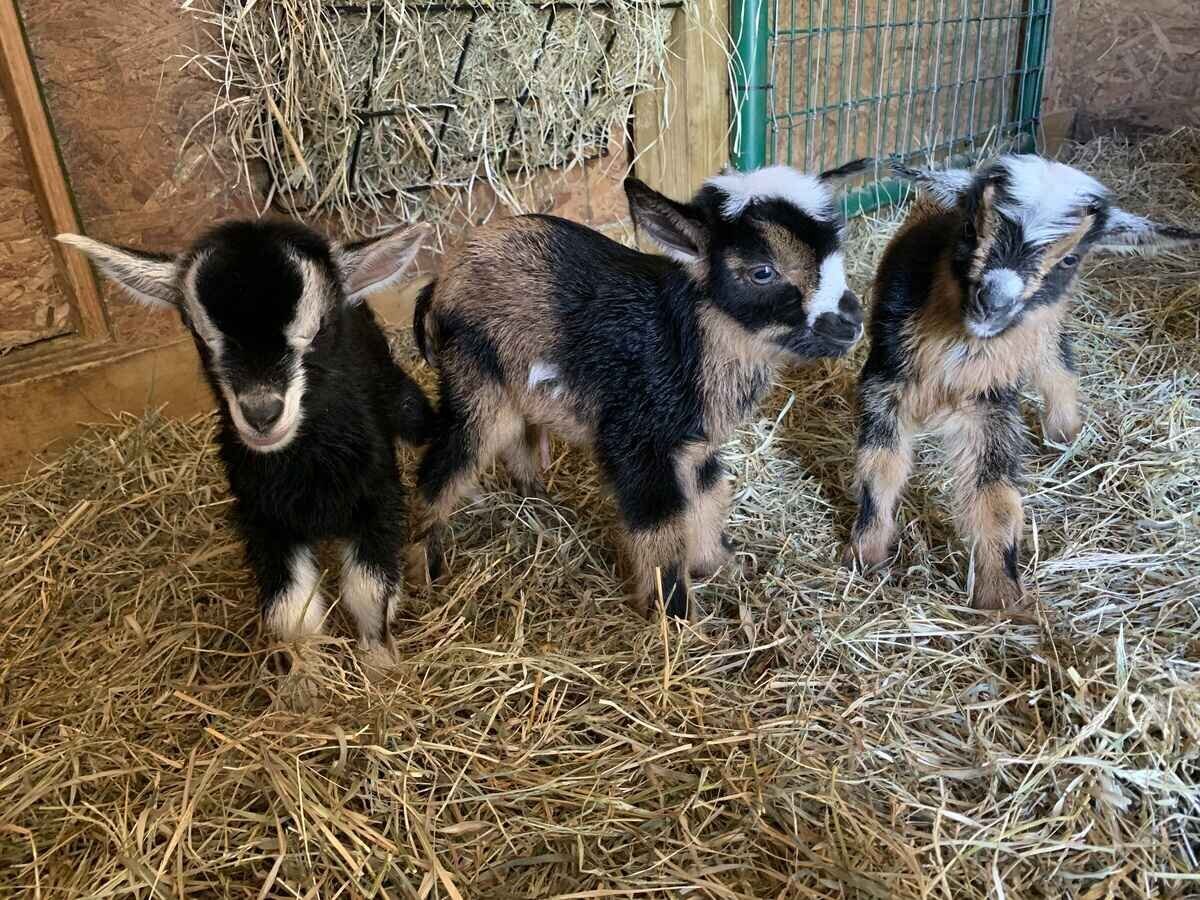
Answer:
top-left (749, 265), bottom-right (778, 286)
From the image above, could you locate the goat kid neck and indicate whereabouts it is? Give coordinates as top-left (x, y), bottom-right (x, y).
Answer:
top-left (694, 300), bottom-right (778, 443)
top-left (908, 257), bottom-right (1065, 402)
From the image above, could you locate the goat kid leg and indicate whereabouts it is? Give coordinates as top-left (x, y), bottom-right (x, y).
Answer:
top-left (343, 492), bottom-right (406, 674)
top-left (1034, 330), bottom-right (1082, 445)
top-left (843, 379), bottom-right (914, 570)
top-left (500, 421), bottom-right (549, 498)
top-left (944, 392), bottom-right (1027, 610)
top-left (406, 393), bottom-right (521, 586)
top-left (247, 536), bottom-right (326, 643)
top-left (687, 453), bottom-right (734, 579)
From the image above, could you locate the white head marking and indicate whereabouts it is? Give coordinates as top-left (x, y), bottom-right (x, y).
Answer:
top-left (705, 165), bottom-right (834, 222)
top-left (995, 156), bottom-right (1107, 247)
top-left (805, 252), bottom-right (848, 326)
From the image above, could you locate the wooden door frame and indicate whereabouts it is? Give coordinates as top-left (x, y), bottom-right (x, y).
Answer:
top-left (0, 0), bottom-right (109, 370)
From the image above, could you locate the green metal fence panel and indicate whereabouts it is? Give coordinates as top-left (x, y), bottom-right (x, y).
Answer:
top-left (730, 0), bottom-right (1053, 215)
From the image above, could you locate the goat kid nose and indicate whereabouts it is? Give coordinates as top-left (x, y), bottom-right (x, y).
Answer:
top-left (838, 290), bottom-right (864, 329)
top-left (975, 269), bottom-right (1023, 314)
top-left (238, 394), bottom-right (285, 433)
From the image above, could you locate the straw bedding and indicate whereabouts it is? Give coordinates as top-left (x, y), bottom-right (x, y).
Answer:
top-left (2, 132), bottom-right (1199, 897)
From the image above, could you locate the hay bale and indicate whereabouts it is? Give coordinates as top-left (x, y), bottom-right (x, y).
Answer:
top-left (2, 131), bottom-right (1199, 895)
top-left (185, 0), bottom-right (679, 233)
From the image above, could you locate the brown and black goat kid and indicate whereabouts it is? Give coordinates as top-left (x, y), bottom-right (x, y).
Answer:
top-left (844, 155), bottom-right (1200, 609)
top-left (58, 221), bottom-right (434, 663)
top-left (409, 162), bottom-right (870, 619)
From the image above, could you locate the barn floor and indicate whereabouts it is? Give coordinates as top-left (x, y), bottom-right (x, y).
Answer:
top-left (2, 133), bottom-right (1199, 898)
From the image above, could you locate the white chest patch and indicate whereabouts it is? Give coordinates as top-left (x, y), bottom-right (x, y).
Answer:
top-left (528, 361), bottom-right (562, 395)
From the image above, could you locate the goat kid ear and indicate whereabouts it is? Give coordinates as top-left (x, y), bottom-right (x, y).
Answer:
top-left (819, 157), bottom-right (873, 190)
top-left (337, 223), bottom-right (432, 304)
top-left (1092, 208), bottom-right (1200, 255)
top-left (890, 161), bottom-right (975, 209)
top-left (624, 177), bottom-right (708, 265)
top-left (56, 233), bottom-right (179, 308)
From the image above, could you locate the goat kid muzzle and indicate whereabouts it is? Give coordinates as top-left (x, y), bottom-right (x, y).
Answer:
top-left (232, 387), bottom-right (295, 451)
top-left (810, 290), bottom-right (865, 349)
top-left (966, 269), bottom-right (1024, 338)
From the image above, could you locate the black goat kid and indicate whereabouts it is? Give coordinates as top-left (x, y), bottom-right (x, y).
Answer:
top-left (59, 221), bottom-right (434, 664)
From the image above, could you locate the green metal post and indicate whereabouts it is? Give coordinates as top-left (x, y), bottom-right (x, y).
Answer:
top-left (731, 0), bottom-right (769, 170)
top-left (1017, 0), bottom-right (1051, 139)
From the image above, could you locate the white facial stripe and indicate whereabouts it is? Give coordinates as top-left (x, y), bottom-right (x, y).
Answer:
top-left (706, 165), bottom-right (833, 222)
top-left (265, 548), bottom-right (326, 640)
top-left (806, 252), bottom-right (848, 325)
top-left (982, 268), bottom-right (1024, 303)
top-left (995, 155), bottom-right (1107, 247)
top-left (288, 256), bottom-right (327, 348)
top-left (182, 253), bottom-right (225, 358)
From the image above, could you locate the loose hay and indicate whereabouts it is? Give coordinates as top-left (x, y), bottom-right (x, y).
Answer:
top-left (183, 0), bottom-right (682, 234)
top-left (2, 132), bottom-right (1200, 897)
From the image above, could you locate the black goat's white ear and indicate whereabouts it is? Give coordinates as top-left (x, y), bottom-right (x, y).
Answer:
top-left (56, 233), bottom-right (179, 308)
top-left (624, 177), bottom-right (708, 265)
top-left (819, 157), bottom-right (873, 190)
top-left (337, 223), bottom-right (432, 304)
top-left (890, 161), bottom-right (975, 208)
top-left (1092, 208), bottom-right (1200, 254)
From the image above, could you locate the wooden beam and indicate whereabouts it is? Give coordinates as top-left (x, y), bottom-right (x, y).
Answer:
top-left (0, 0), bottom-right (109, 342)
top-left (633, 0), bottom-right (730, 204)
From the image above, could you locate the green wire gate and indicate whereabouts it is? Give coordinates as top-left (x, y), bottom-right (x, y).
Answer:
top-left (731, 0), bottom-right (1053, 216)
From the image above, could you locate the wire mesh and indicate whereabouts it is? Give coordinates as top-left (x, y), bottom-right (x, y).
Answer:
top-left (762, 0), bottom-right (1051, 204)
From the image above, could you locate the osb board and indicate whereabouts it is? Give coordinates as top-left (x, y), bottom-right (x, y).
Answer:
top-left (20, 0), bottom-right (250, 350)
top-left (1045, 0), bottom-right (1199, 133)
top-left (769, 0), bottom-right (1029, 169)
top-left (0, 90), bottom-right (73, 354)
top-left (0, 339), bottom-right (211, 480)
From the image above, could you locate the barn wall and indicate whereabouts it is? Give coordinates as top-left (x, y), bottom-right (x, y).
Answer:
top-left (1044, 0), bottom-right (1200, 140)
top-left (2, 0), bottom-right (634, 478)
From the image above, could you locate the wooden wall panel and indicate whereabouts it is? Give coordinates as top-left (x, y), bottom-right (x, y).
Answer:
top-left (0, 90), bottom-right (72, 354)
top-left (21, 0), bottom-right (250, 349)
top-left (1045, 0), bottom-right (1200, 137)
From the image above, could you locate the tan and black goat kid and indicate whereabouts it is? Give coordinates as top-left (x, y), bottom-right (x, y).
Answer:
top-left (409, 162), bottom-right (870, 619)
top-left (844, 155), bottom-right (1200, 608)
top-left (59, 221), bottom-right (434, 666)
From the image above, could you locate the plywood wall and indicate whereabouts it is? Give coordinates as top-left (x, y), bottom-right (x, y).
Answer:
top-left (1045, 0), bottom-right (1199, 137)
top-left (1, 0), bottom-right (639, 477)
top-left (0, 90), bottom-right (74, 354)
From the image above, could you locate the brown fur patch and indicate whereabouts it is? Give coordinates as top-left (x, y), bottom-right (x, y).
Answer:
top-left (760, 223), bottom-right (820, 296)
top-left (1021, 215), bottom-right (1095, 301)
top-left (969, 184), bottom-right (999, 282)
top-left (625, 519), bottom-right (691, 617)
top-left (902, 257), bottom-right (1065, 418)
top-left (695, 305), bottom-right (778, 442)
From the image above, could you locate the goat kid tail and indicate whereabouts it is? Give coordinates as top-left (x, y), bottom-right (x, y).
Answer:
top-left (389, 370), bottom-right (437, 447)
top-left (413, 279), bottom-right (437, 366)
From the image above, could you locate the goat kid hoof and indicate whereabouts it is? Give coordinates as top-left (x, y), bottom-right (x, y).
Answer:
top-left (514, 479), bottom-right (551, 502)
top-left (841, 541), bottom-right (892, 574)
top-left (404, 541), bottom-right (443, 587)
top-left (357, 641), bottom-right (400, 683)
top-left (1043, 419), bottom-right (1082, 446)
top-left (690, 541), bottom-right (735, 580)
top-left (971, 578), bottom-right (1024, 611)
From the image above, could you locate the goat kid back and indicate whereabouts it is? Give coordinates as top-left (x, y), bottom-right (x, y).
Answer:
top-left (845, 154), bottom-right (1200, 609)
top-left (410, 162), bottom-right (871, 620)
top-left (59, 221), bottom-right (435, 668)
